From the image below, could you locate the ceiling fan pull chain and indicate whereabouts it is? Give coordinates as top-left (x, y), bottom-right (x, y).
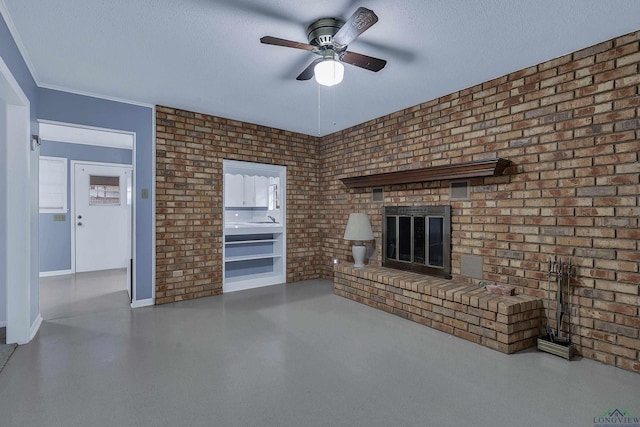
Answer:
top-left (317, 83), bottom-right (321, 135)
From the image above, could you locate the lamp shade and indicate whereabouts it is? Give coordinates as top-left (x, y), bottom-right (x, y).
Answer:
top-left (314, 59), bottom-right (344, 87)
top-left (343, 213), bottom-right (374, 241)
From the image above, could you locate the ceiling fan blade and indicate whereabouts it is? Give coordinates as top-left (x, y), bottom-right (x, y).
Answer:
top-left (296, 59), bottom-right (323, 81)
top-left (260, 36), bottom-right (315, 51)
top-left (341, 51), bottom-right (387, 72)
top-left (333, 7), bottom-right (378, 47)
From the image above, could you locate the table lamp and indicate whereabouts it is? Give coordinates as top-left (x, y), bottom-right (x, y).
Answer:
top-left (343, 213), bottom-right (374, 267)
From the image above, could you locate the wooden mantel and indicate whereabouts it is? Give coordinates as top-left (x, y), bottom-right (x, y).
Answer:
top-left (340, 158), bottom-right (511, 188)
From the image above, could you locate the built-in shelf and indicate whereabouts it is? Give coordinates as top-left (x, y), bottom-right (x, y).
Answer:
top-left (224, 271), bottom-right (283, 284)
top-left (225, 239), bottom-right (278, 245)
top-left (223, 159), bottom-right (287, 293)
top-left (340, 158), bottom-right (511, 188)
top-left (225, 254), bottom-right (282, 263)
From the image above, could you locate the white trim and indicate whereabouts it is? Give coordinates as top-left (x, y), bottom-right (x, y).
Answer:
top-left (150, 105), bottom-right (156, 304)
top-left (39, 269), bottom-right (73, 278)
top-left (130, 298), bottom-right (154, 309)
top-left (70, 162), bottom-right (76, 273)
top-left (39, 121), bottom-right (134, 150)
top-left (38, 82), bottom-right (154, 109)
top-left (223, 159), bottom-right (286, 174)
top-left (1, 54), bottom-right (34, 345)
top-left (26, 314), bottom-right (43, 344)
top-left (0, 54), bottom-right (28, 105)
top-left (39, 208), bottom-right (69, 214)
top-left (132, 132), bottom-right (137, 303)
top-left (0, 0), bottom-right (41, 84)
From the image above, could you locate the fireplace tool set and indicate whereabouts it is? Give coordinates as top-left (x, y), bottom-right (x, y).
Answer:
top-left (537, 257), bottom-right (576, 360)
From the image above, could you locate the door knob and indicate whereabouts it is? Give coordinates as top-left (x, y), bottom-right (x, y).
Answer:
top-left (77, 215), bottom-right (82, 219)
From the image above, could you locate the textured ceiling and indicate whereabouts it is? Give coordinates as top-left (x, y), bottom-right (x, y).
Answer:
top-left (3, 0), bottom-right (640, 136)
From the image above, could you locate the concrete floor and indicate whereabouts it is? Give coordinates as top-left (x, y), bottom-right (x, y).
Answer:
top-left (1, 279), bottom-right (639, 427)
top-left (39, 269), bottom-right (129, 320)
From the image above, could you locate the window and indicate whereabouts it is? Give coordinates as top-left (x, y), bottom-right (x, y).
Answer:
top-left (89, 175), bottom-right (121, 206)
top-left (39, 156), bottom-right (67, 213)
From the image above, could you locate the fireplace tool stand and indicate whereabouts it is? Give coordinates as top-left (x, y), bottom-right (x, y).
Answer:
top-left (537, 258), bottom-right (576, 360)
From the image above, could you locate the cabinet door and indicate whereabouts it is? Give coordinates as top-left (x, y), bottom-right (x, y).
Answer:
top-left (243, 175), bottom-right (256, 207)
top-left (225, 173), bottom-right (244, 207)
top-left (254, 176), bottom-right (269, 207)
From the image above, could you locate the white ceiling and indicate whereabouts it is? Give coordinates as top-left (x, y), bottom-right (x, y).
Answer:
top-left (3, 0), bottom-right (640, 136)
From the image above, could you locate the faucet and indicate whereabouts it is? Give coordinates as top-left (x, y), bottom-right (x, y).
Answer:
top-left (267, 215), bottom-right (276, 223)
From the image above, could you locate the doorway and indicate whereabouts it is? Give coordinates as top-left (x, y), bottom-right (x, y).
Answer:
top-left (38, 122), bottom-right (136, 311)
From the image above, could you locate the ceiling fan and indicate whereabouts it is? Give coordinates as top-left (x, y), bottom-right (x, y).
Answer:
top-left (260, 7), bottom-right (387, 86)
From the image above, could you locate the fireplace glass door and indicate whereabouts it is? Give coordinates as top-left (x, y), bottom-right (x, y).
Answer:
top-left (383, 206), bottom-right (451, 278)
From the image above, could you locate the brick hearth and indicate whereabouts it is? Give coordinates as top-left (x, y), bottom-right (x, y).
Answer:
top-left (334, 265), bottom-right (543, 354)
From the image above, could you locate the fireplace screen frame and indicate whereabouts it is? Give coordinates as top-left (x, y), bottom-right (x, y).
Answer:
top-left (382, 206), bottom-right (452, 279)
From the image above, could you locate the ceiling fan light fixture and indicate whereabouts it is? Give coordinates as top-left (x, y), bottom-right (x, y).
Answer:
top-left (314, 59), bottom-right (344, 86)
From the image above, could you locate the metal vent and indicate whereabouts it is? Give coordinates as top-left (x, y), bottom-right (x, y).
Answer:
top-left (372, 187), bottom-right (383, 202)
top-left (461, 254), bottom-right (484, 279)
top-left (317, 35), bottom-right (333, 46)
top-left (450, 181), bottom-right (470, 200)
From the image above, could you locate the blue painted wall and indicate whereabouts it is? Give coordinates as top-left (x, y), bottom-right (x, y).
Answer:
top-left (0, 12), bottom-right (37, 118)
top-left (2, 8), bottom-right (155, 313)
top-left (38, 89), bottom-right (154, 301)
top-left (1, 11), bottom-right (39, 325)
top-left (39, 141), bottom-right (132, 273)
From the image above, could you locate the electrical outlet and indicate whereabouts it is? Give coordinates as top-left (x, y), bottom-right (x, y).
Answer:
top-left (53, 214), bottom-right (66, 222)
top-left (141, 188), bottom-right (149, 199)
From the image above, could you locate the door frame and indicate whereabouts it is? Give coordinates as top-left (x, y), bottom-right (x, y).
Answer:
top-left (1, 55), bottom-right (40, 344)
top-left (39, 122), bottom-right (137, 300)
top-left (71, 161), bottom-right (133, 294)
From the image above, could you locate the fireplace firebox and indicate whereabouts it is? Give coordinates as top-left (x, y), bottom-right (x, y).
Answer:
top-left (383, 206), bottom-right (451, 278)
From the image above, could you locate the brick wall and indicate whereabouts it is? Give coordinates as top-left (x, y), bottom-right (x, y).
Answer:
top-left (156, 30), bottom-right (639, 373)
top-left (155, 107), bottom-right (321, 304)
top-left (319, 31), bottom-right (640, 372)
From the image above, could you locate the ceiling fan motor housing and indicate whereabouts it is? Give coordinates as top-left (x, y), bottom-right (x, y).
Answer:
top-left (307, 18), bottom-right (345, 48)
top-left (259, 7), bottom-right (386, 81)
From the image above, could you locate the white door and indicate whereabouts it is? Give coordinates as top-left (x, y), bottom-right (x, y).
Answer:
top-left (74, 162), bottom-right (132, 273)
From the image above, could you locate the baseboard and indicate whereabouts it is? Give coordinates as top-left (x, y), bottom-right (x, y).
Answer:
top-left (39, 269), bottom-right (73, 278)
top-left (26, 314), bottom-right (43, 344)
top-left (2, 314), bottom-right (43, 345)
top-left (130, 298), bottom-right (154, 308)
